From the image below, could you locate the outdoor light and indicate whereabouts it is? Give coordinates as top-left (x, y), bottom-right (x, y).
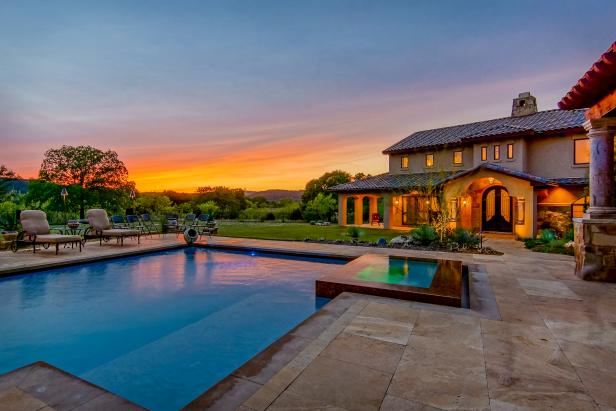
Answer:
top-left (130, 189), bottom-right (136, 199)
top-left (462, 199), bottom-right (467, 205)
top-left (60, 187), bottom-right (68, 202)
top-left (516, 198), bottom-right (525, 224)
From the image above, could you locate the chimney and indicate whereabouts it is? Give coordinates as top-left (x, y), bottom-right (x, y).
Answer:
top-left (511, 92), bottom-right (538, 117)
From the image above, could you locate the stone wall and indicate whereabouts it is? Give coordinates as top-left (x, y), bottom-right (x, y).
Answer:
top-left (574, 218), bottom-right (616, 282)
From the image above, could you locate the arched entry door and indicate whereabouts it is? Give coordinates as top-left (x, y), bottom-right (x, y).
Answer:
top-left (482, 186), bottom-right (512, 232)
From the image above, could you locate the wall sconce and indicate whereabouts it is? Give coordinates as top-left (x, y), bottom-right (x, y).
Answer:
top-left (394, 199), bottom-right (399, 205)
top-left (516, 197), bottom-right (525, 224)
top-left (462, 199), bottom-right (467, 206)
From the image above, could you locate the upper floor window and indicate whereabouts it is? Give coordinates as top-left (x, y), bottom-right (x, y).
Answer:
top-left (493, 145), bottom-right (501, 161)
top-left (506, 143), bottom-right (514, 159)
top-left (453, 151), bottom-right (463, 165)
top-left (401, 155), bottom-right (409, 170)
top-left (481, 146), bottom-right (487, 161)
top-left (425, 154), bottom-right (434, 168)
top-left (574, 138), bottom-right (590, 165)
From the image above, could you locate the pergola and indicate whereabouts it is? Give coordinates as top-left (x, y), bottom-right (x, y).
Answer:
top-left (559, 41), bottom-right (616, 281)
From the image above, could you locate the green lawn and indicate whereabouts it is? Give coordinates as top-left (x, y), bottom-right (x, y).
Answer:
top-left (217, 221), bottom-right (408, 242)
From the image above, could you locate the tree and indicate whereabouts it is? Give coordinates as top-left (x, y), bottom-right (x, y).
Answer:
top-left (301, 170), bottom-right (352, 205)
top-left (0, 165), bottom-right (19, 200)
top-left (195, 186), bottom-right (247, 218)
top-left (39, 145), bottom-right (133, 218)
top-left (303, 192), bottom-right (337, 221)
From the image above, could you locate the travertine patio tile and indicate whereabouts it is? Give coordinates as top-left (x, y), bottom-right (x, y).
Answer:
top-left (517, 278), bottom-right (581, 300)
top-left (266, 391), bottom-right (347, 411)
top-left (388, 335), bottom-right (488, 410)
top-left (558, 339), bottom-right (616, 373)
top-left (412, 310), bottom-right (482, 349)
top-left (576, 366), bottom-right (616, 408)
top-left (379, 394), bottom-right (443, 411)
top-left (286, 356), bottom-right (391, 411)
top-left (0, 387), bottom-right (48, 411)
top-left (545, 319), bottom-right (616, 349)
top-left (320, 332), bottom-right (404, 373)
top-left (481, 319), bottom-right (594, 409)
top-left (358, 301), bottom-right (419, 324)
top-left (344, 315), bottom-right (412, 345)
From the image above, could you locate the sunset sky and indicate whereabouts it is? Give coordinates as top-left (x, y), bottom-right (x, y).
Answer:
top-left (1, 1), bottom-right (615, 192)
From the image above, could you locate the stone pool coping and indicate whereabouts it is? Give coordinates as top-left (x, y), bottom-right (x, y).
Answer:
top-left (0, 361), bottom-right (145, 410)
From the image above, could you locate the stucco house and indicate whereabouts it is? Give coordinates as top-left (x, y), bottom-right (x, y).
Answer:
top-left (331, 93), bottom-right (590, 238)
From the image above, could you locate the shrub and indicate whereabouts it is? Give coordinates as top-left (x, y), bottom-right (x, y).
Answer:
top-left (410, 224), bottom-right (436, 245)
top-left (264, 212), bottom-right (276, 221)
top-left (540, 228), bottom-right (557, 243)
top-left (533, 239), bottom-right (574, 256)
top-left (289, 208), bottom-right (303, 221)
top-left (346, 226), bottom-right (360, 239)
top-left (539, 210), bottom-right (572, 237)
top-left (449, 228), bottom-right (480, 249)
top-left (564, 229), bottom-right (574, 242)
top-left (523, 238), bottom-right (541, 249)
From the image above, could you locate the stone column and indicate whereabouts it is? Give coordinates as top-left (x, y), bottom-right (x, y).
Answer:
top-left (574, 119), bottom-right (616, 281)
top-left (383, 194), bottom-right (392, 229)
top-left (354, 197), bottom-right (363, 225)
top-left (584, 119), bottom-right (616, 218)
top-left (338, 195), bottom-right (346, 225)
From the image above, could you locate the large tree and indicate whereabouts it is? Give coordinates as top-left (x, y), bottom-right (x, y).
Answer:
top-left (301, 170), bottom-right (352, 205)
top-left (39, 145), bottom-right (132, 218)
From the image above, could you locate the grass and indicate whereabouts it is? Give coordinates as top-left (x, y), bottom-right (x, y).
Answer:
top-left (217, 221), bottom-right (408, 242)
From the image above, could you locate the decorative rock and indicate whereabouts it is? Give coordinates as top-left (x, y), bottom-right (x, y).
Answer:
top-left (389, 236), bottom-right (408, 245)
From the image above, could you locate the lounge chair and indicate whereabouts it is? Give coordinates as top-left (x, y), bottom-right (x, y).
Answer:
top-left (19, 210), bottom-right (82, 254)
top-left (140, 214), bottom-right (161, 237)
top-left (86, 209), bottom-right (140, 246)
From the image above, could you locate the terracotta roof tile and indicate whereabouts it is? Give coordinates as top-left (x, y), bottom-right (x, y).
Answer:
top-left (383, 109), bottom-right (586, 154)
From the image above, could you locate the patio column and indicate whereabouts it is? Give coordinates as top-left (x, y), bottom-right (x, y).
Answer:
top-left (370, 196), bottom-right (378, 220)
top-left (338, 195), bottom-right (346, 225)
top-left (573, 118), bottom-right (616, 282)
top-left (584, 118), bottom-right (616, 218)
top-left (383, 194), bottom-right (392, 229)
top-left (354, 196), bottom-right (363, 225)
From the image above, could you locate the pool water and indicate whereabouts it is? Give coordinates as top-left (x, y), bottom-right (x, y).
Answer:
top-left (355, 257), bottom-right (437, 288)
top-left (0, 248), bottom-right (344, 410)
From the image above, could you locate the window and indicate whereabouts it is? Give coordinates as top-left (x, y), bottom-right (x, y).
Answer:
top-left (453, 151), bottom-right (463, 165)
top-left (401, 155), bottom-right (409, 170)
top-left (493, 145), bottom-right (501, 161)
top-left (507, 143), bottom-right (514, 159)
top-left (425, 154), bottom-right (434, 167)
top-left (574, 138), bottom-right (590, 165)
top-left (481, 146), bottom-right (487, 161)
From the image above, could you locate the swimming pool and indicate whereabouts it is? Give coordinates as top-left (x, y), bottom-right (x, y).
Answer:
top-left (0, 248), bottom-right (344, 410)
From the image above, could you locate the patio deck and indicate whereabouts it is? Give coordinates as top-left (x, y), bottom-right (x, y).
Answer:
top-left (0, 236), bottom-right (614, 410)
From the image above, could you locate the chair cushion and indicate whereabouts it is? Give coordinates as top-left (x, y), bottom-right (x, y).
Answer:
top-left (35, 234), bottom-right (82, 243)
top-left (20, 210), bottom-right (51, 235)
top-left (101, 229), bottom-right (139, 237)
top-left (86, 209), bottom-right (112, 230)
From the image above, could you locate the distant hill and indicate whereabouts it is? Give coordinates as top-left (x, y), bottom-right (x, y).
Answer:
top-left (245, 189), bottom-right (304, 201)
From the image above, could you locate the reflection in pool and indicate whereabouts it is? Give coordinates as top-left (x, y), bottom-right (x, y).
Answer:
top-left (355, 257), bottom-right (437, 288)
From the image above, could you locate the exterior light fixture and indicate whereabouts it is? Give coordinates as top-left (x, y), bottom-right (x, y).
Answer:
top-left (516, 198), bottom-right (525, 224)
top-left (60, 187), bottom-right (68, 202)
top-left (462, 199), bottom-right (467, 205)
top-left (130, 189), bottom-right (136, 199)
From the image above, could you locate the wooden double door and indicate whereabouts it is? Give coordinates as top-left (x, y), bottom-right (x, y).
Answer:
top-left (482, 186), bottom-right (512, 232)
top-left (401, 195), bottom-right (429, 226)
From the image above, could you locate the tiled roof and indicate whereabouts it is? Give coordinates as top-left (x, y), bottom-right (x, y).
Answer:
top-left (329, 172), bottom-right (455, 192)
top-left (383, 109), bottom-right (586, 154)
top-left (559, 42), bottom-right (616, 109)
top-left (328, 163), bottom-right (581, 193)
top-left (549, 177), bottom-right (588, 186)
top-left (441, 163), bottom-right (556, 186)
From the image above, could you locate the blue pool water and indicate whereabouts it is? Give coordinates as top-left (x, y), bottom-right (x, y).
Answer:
top-left (0, 248), bottom-right (344, 410)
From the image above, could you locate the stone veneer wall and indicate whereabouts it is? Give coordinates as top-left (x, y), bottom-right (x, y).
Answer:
top-left (574, 218), bottom-right (616, 282)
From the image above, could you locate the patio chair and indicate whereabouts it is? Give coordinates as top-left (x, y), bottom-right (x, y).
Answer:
top-left (110, 215), bottom-right (129, 229)
top-left (19, 210), bottom-right (82, 255)
top-left (126, 215), bottom-right (146, 235)
top-left (86, 209), bottom-right (140, 246)
top-left (371, 213), bottom-right (381, 226)
top-left (140, 214), bottom-right (161, 237)
top-left (180, 213), bottom-right (197, 231)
